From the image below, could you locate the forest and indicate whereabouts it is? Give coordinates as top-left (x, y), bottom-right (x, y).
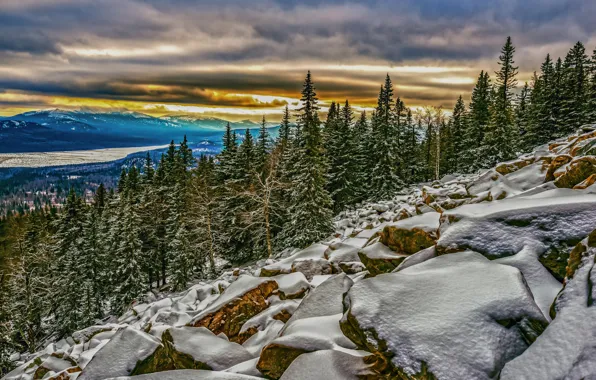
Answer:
top-left (1, 36), bottom-right (596, 375)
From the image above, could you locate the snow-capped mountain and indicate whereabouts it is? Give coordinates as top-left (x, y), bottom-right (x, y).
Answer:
top-left (0, 109), bottom-right (279, 154)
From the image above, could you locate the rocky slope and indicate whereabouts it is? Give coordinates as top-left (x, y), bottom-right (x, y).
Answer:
top-left (5, 125), bottom-right (596, 380)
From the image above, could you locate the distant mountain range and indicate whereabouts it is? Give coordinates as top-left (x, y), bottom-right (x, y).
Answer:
top-left (0, 109), bottom-right (278, 153)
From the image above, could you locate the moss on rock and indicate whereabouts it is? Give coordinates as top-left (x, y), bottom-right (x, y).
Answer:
top-left (379, 226), bottom-right (436, 255)
top-left (256, 343), bottom-right (309, 379)
top-left (189, 280), bottom-right (278, 340)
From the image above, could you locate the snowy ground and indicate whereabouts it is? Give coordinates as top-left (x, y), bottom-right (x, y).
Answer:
top-left (5, 125), bottom-right (596, 380)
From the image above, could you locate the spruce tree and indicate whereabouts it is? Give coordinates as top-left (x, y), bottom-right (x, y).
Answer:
top-left (282, 71), bottom-right (333, 248)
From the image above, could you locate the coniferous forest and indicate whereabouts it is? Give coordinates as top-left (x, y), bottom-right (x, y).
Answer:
top-left (2, 36), bottom-right (596, 374)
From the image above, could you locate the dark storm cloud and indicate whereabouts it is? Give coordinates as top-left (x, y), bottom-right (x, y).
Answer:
top-left (0, 0), bottom-right (594, 113)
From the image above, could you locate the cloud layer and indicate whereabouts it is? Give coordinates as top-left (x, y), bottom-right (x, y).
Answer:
top-left (0, 0), bottom-right (595, 119)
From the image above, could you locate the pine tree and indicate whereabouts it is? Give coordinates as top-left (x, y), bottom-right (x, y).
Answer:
top-left (588, 49), bottom-right (596, 122)
top-left (369, 75), bottom-right (404, 199)
top-left (112, 193), bottom-right (145, 314)
top-left (8, 213), bottom-right (51, 352)
top-left (350, 111), bottom-right (370, 202)
top-left (169, 224), bottom-right (193, 291)
top-left (189, 156), bottom-right (219, 275)
top-left (450, 96), bottom-right (466, 173)
top-left (237, 128), bottom-right (255, 185)
top-left (401, 109), bottom-right (420, 182)
top-left (52, 189), bottom-right (87, 335)
top-left (282, 71), bottom-right (333, 248)
top-left (463, 71), bottom-right (492, 172)
top-left (327, 100), bottom-right (357, 212)
top-left (484, 36), bottom-right (518, 166)
top-left (561, 42), bottom-right (589, 132)
top-left (278, 105), bottom-right (291, 151)
top-left (255, 116), bottom-right (271, 176)
top-left (515, 82), bottom-right (531, 151)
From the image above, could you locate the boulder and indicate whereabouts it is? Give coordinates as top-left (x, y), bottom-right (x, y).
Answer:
top-left (105, 369), bottom-right (262, 379)
top-left (437, 190), bottom-right (596, 280)
top-left (260, 244), bottom-right (328, 277)
top-left (340, 251), bottom-right (548, 379)
top-left (33, 355), bottom-right (77, 380)
top-left (544, 154), bottom-right (572, 182)
top-left (188, 276), bottom-right (278, 341)
top-left (496, 157), bottom-right (536, 175)
top-left (358, 242), bottom-right (407, 276)
top-left (290, 259), bottom-right (332, 281)
top-left (273, 273), bottom-right (310, 300)
top-left (501, 234), bottom-right (596, 379)
top-left (132, 327), bottom-right (253, 374)
top-left (279, 349), bottom-right (376, 380)
top-left (256, 274), bottom-right (355, 379)
top-left (236, 299), bottom-right (301, 344)
top-left (379, 213), bottom-right (439, 254)
top-left (554, 156), bottom-right (596, 188)
top-left (78, 327), bottom-right (162, 380)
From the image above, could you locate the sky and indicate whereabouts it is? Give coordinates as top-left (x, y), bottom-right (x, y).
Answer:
top-left (0, 0), bottom-right (595, 121)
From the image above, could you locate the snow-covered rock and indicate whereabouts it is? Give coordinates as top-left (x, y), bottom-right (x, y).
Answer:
top-left (78, 327), bottom-right (162, 380)
top-left (341, 251), bottom-right (548, 379)
top-left (501, 234), bottom-right (596, 380)
top-left (134, 327), bottom-right (254, 374)
top-left (188, 276), bottom-right (278, 341)
top-left (279, 349), bottom-right (374, 380)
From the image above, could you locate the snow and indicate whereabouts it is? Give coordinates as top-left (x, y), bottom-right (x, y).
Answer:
top-left (438, 190), bottom-right (596, 257)
top-left (500, 241), bottom-right (596, 380)
top-left (78, 327), bottom-right (161, 380)
top-left (279, 349), bottom-right (373, 380)
top-left (166, 327), bottom-right (254, 370)
top-left (343, 251), bottom-right (547, 379)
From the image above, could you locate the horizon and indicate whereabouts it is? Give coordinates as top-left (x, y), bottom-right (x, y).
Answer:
top-left (1, 0), bottom-right (595, 121)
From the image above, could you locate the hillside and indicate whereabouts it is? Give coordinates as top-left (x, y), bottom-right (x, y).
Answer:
top-left (4, 124), bottom-right (596, 380)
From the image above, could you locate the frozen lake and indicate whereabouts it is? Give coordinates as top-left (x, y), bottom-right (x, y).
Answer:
top-left (0, 145), bottom-right (168, 168)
